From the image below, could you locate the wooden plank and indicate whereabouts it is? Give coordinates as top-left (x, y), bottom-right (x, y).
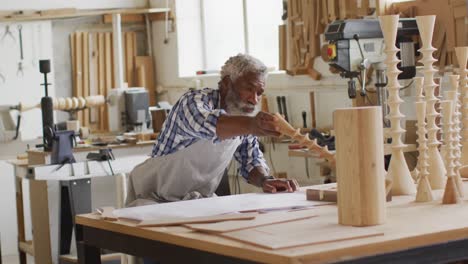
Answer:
top-left (104, 32), bottom-right (113, 130)
top-left (29, 180), bottom-right (52, 263)
top-left (138, 213), bottom-right (258, 227)
top-left (135, 56), bottom-right (156, 106)
top-left (82, 32), bottom-right (90, 127)
top-left (0, 8), bottom-right (170, 22)
top-left (185, 210), bottom-right (317, 233)
top-left (89, 33), bottom-right (99, 130)
top-left (39, 8), bottom-right (77, 16)
top-left (98, 33), bottom-right (106, 131)
top-left (221, 219), bottom-right (383, 250)
top-left (103, 14), bottom-right (145, 24)
top-left (74, 32), bottom-right (84, 123)
top-left (278, 25), bottom-right (287, 71)
top-left (125, 32), bottom-right (136, 87)
top-left (15, 177), bottom-right (28, 262)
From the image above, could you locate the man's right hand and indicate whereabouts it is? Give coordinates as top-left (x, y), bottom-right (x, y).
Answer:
top-left (249, 112), bottom-right (281, 137)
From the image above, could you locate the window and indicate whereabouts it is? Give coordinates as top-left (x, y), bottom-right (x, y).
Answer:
top-left (176, 0), bottom-right (283, 77)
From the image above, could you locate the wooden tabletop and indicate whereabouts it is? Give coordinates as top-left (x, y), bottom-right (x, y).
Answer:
top-left (77, 181), bottom-right (468, 264)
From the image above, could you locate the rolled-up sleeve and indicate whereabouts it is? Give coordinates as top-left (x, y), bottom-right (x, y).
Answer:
top-left (234, 135), bottom-right (269, 179)
top-left (177, 92), bottom-right (226, 141)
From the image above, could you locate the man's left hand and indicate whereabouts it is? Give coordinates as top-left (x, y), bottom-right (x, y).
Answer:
top-left (262, 178), bottom-right (299, 193)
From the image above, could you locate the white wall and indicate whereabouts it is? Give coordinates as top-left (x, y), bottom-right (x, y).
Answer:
top-left (0, 0), bottom-right (147, 10)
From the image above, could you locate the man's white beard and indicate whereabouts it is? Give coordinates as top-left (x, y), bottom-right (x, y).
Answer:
top-left (225, 88), bottom-right (259, 117)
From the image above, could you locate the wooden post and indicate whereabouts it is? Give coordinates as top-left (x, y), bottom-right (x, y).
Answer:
top-left (334, 106), bottom-right (386, 226)
top-left (112, 14), bottom-right (125, 89)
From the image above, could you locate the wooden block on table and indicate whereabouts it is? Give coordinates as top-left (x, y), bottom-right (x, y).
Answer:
top-left (137, 213), bottom-right (258, 227)
top-left (306, 188), bottom-right (337, 202)
top-left (185, 209), bottom-right (317, 233)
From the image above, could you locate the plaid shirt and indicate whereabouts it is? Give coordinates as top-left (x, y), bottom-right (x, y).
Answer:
top-left (152, 88), bottom-right (269, 179)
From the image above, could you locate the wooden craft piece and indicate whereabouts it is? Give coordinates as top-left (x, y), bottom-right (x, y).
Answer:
top-left (220, 218), bottom-right (384, 250)
top-left (417, 15), bottom-right (446, 190)
top-left (137, 213), bottom-right (258, 227)
top-left (58, 97), bottom-right (66, 110)
top-left (274, 113), bottom-right (335, 163)
top-left (334, 107), bottom-right (386, 226)
top-left (306, 185), bottom-right (337, 202)
top-left (380, 15), bottom-right (416, 195)
top-left (455, 47), bottom-right (468, 166)
top-left (78, 97), bottom-right (86, 108)
top-left (98, 206), bottom-right (118, 221)
top-left (445, 85), bottom-right (464, 197)
top-left (85, 95), bottom-right (106, 107)
top-left (412, 76), bottom-right (425, 180)
top-left (415, 101), bottom-right (433, 202)
top-left (414, 77), bottom-right (425, 102)
top-left (307, 180), bottom-right (393, 203)
top-left (185, 209), bottom-right (317, 234)
top-left (441, 100), bottom-right (462, 204)
top-left (71, 97), bottom-right (79, 109)
top-left (65, 98), bottom-right (73, 110)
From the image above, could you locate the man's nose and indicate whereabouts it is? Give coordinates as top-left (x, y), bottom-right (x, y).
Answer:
top-left (248, 92), bottom-right (259, 105)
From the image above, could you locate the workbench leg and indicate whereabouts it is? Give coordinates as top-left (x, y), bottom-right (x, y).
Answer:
top-left (59, 179), bottom-right (92, 255)
top-left (76, 225), bottom-right (101, 264)
top-left (29, 180), bottom-right (53, 264)
top-left (15, 176), bottom-right (27, 264)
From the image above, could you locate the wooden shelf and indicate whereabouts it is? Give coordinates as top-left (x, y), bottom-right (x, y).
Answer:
top-left (0, 7), bottom-right (170, 22)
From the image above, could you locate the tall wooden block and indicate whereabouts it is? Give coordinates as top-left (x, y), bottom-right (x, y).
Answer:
top-left (334, 106), bottom-right (386, 226)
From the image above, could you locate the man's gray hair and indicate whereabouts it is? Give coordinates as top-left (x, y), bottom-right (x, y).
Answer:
top-left (220, 53), bottom-right (267, 82)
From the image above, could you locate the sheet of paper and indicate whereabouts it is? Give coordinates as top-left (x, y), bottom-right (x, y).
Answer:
top-left (114, 190), bottom-right (329, 221)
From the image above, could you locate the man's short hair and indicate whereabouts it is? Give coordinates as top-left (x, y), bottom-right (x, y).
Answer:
top-left (220, 53), bottom-right (267, 82)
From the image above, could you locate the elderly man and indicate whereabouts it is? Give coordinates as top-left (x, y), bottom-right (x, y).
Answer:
top-left (126, 54), bottom-right (298, 207)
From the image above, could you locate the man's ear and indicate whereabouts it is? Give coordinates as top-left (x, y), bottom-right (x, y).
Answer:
top-left (219, 76), bottom-right (230, 92)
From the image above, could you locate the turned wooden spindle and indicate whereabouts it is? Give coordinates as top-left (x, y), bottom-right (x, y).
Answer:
top-left (412, 76), bottom-right (425, 179)
top-left (415, 101), bottom-right (433, 202)
top-left (441, 100), bottom-right (462, 204)
top-left (274, 113), bottom-right (335, 163)
top-left (379, 15), bottom-right (416, 195)
top-left (417, 15), bottom-right (446, 189)
top-left (455, 47), bottom-right (468, 166)
top-left (445, 89), bottom-right (465, 197)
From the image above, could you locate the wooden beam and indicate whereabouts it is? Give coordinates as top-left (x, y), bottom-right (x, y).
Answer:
top-left (103, 14), bottom-right (145, 24)
top-left (0, 8), bottom-right (170, 22)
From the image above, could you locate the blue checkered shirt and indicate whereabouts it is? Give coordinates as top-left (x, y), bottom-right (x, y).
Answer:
top-left (151, 88), bottom-right (269, 179)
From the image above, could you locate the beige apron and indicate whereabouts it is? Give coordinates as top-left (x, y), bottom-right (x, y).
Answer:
top-left (126, 137), bottom-right (241, 207)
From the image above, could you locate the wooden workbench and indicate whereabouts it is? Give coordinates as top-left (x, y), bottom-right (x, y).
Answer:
top-left (77, 182), bottom-right (468, 264)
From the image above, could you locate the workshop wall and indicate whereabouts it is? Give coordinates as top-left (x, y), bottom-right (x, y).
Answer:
top-left (0, 21), bottom-right (54, 141)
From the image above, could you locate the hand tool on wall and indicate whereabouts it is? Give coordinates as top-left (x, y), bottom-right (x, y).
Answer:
top-left (17, 25), bottom-right (24, 77)
top-left (276, 96), bottom-right (283, 116)
top-left (281, 96), bottom-right (289, 122)
top-left (302, 111), bottom-right (307, 128)
top-left (1, 25), bottom-right (16, 44)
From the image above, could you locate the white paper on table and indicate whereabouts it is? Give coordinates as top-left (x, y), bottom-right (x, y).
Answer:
top-left (113, 190), bottom-right (328, 221)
